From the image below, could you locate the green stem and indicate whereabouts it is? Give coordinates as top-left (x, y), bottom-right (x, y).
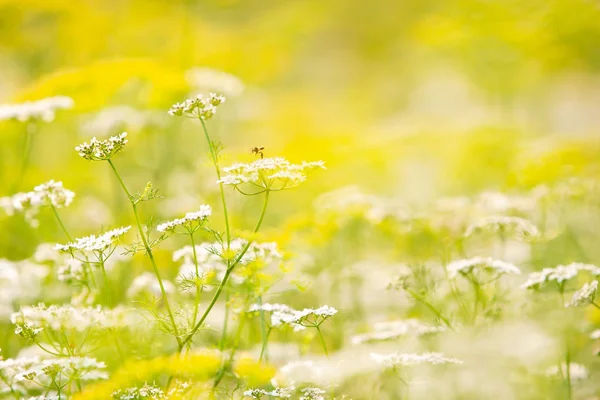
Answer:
top-left (181, 190), bottom-right (270, 348)
top-left (200, 119), bottom-right (230, 247)
top-left (50, 204), bottom-right (73, 242)
top-left (98, 257), bottom-right (112, 307)
top-left (190, 233), bottom-right (201, 327)
top-left (316, 326), bottom-right (329, 357)
top-left (107, 159), bottom-right (181, 348)
top-left (406, 289), bottom-right (454, 330)
top-left (258, 296), bottom-right (269, 362)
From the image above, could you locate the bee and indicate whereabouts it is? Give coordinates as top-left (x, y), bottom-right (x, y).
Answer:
top-left (251, 146), bottom-right (265, 159)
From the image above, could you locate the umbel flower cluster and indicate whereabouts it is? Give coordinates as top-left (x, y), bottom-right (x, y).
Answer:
top-left (0, 96), bottom-right (74, 122)
top-left (351, 319), bottom-right (446, 345)
top-left (168, 92), bottom-right (225, 119)
top-left (464, 215), bottom-right (541, 241)
top-left (566, 281), bottom-right (598, 308)
top-left (521, 263), bottom-right (600, 289)
top-left (218, 157), bottom-right (326, 193)
top-left (447, 257), bottom-right (521, 279)
top-left (157, 205), bottom-right (212, 233)
top-left (0, 180), bottom-right (75, 227)
top-left (75, 132), bottom-right (128, 161)
top-left (370, 352), bottom-right (464, 367)
top-left (247, 303), bottom-right (338, 331)
top-left (55, 226), bottom-right (131, 254)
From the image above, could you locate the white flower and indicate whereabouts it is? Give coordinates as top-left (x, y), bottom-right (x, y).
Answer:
top-left (590, 329), bottom-right (600, 340)
top-left (113, 383), bottom-right (166, 400)
top-left (75, 132), bottom-right (128, 161)
top-left (521, 263), bottom-right (600, 289)
top-left (351, 319), bottom-right (446, 345)
top-left (370, 352), bottom-right (463, 367)
top-left (0, 180), bottom-right (75, 227)
top-left (249, 303), bottom-right (337, 331)
top-left (299, 387), bottom-right (327, 400)
top-left (0, 96), bottom-right (73, 122)
top-left (244, 387), bottom-right (295, 399)
top-left (55, 226), bottom-right (130, 255)
top-left (464, 216), bottom-right (540, 241)
top-left (546, 363), bottom-right (588, 382)
top-left (168, 92), bottom-right (225, 119)
top-left (217, 157), bottom-right (325, 193)
top-left (566, 281), bottom-right (598, 308)
top-left (157, 205), bottom-right (211, 232)
top-left (186, 67), bottom-right (245, 97)
top-left (447, 257), bottom-right (521, 279)
top-left (11, 304), bottom-right (129, 332)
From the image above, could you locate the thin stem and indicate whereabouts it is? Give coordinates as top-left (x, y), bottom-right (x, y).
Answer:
top-left (315, 326), bottom-right (329, 357)
top-left (258, 296), bottom-right (269, 362)
top-left (190, 233), bottom-right (201, 327)
top-left (591, 302), bottom-right (600, 311)
top-left (200, 119), bottom-right (230, 247)
top-left (107, 159), bottom-right (181, 347)
top-left (406, 289), bottom-right (454, 330)
top-left (565, 343), bottom-right (572, 400)
top-left (50, 205), bottom-right (73, 242)
top-left (219, 292), bottom-right (230, 351)
top-left (181, 190), bottom-right (270, 348)
top-left (98, 257), bottom-right (112, 307)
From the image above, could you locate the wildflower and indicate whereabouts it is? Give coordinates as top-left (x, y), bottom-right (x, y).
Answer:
top-left (11, 304), bottom-right (128, 332)
top-left (370, 352), bottom-right (463, 367)
top-left (546, 363), bottom-right (588, 382)
top-left (75, 132), bottom-right (128, 161)
top-left (464, 216), bottom-right (540, 241)
top-left (351, 319), bottom-right (446, 345)
top-left (521, 263), bottom-right (600, 289)
top-left (156, 205), bottom-right (211, 233)
top-left (186, 67), bottom-right (245, 97)
top-left (57, 259), bottom-right (85, 283)
top-left (244, 387), bottom-right (295, 399)
top-left (299, 387), bottom-right (327, 400)
top-left (217, 157), bottom-right (325, 193)
top-left (590, 329), bottom-right (600, 340)
top-left (565, 281), bottom-right (598, 307)
top-left (112, 383), bottom-right (166, 399)
top-left (0, 180), bottom-right (75, 227)
top-left (447, 257), bottom-right (521, 279)
top-left (168, 92), bottom-right (225, 119)
top-left (55, 226), bottom-right (131, 255)
top-left (248, 303), bottom-right (337, 331)
top-left (0, 96), bottom-right (73, 122)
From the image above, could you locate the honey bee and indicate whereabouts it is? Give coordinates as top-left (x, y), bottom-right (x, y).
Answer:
top-left (251, 146), bottom-right (265, 159)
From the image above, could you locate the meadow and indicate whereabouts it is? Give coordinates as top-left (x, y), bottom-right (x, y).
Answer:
top-left (1, 1), bottom-right (600, 399)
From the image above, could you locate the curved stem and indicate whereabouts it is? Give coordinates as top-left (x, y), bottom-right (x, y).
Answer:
top-left (107, 159), bottom-right (181, 348)
top-left (316, 326), bottom-right (329, 357)
top-left (50, 204), bottom-right (73, 242)
top-left (181, 190), bottom-right (270, 347)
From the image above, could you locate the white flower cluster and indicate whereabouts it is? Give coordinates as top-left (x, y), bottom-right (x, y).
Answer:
top-left (351, 319), bottom-right (446, 345)
top-left (11, 304), bottom-right (129, 333)
top-left (546, 363), bottom-right (588, 382)
top-left (247, 303), bottom-right (337, 331)
top-left (0, 356), bottom-right (106, 394)
top-left (243, 387), bottom-right (294, 399)
top-left (370, 352), bottom-right (463, 367)
top-left (75, 132), bottom-right (128, 161)
top-left (112, 383), bottom-right (166, 400)
top-left (299, 387), bottom-right (327, 400)
top-left (186, 67), bottom-right (245, 97)
top-left (447, 257), bottom-right (521, 279)
top-left (157, 205), bottom-right (211, 232)
top-left (217, 157), bottom-right (326, 192)
top-left (464, 216), bottom-right (540, 241)
top-left (565, 281), bottom-right (598, 308)
top-left (0, 180), bottom-right (75, 227)
top-left (127, 272), bottom-right (175, 299)
top-left (521, 263), bottom-right (600, 289)
top-left (0, 96), bottom-right (73, 122)
top-left (55, 226), bottom-right (131, 255)
top-left (0, 259), bottom-right (49, 321)
top-left (168, 92), bottom-right (225, 119)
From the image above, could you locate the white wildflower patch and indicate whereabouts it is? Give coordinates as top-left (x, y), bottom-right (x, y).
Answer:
top-left (168, 92), bottom-right (226, 119)
top-left (0, 180), bottom-right (75, 227)
top-left (217, 157), bottom-right (325, 193)
top-left (248, 303), bottom-right (337, 331)
top-left (521, 263), bottom-right (600, 289)
top-left (447, 257), bottom-right (521, 279)
top-left (0, 259), bottom-right (49, 320)
top-left (464, 216), bottom-right (541, 241)
top-left (299, 387), bottom-right (327, 400)
top-left (565, 280), bottom-right (598, 307)
top-left (0, 96), bottom-right (73, 122)
top-left (351, 319), bottom-right (446, 345)
top-left (243, 387), bottom-right (295, 399)
top-left (370, 352), bottom-right (464, 368)
top-left (55, 226), bottom-right (131, 256)
top-left (113, 383), bottom-right (166, 400)
top-left (75, 132), bottom-right (128, 161)
top-left (157, 205), bottom-right (211, 233)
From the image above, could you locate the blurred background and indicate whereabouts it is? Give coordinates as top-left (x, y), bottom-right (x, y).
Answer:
top-left (2, 1), bottom-right (600, 398)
